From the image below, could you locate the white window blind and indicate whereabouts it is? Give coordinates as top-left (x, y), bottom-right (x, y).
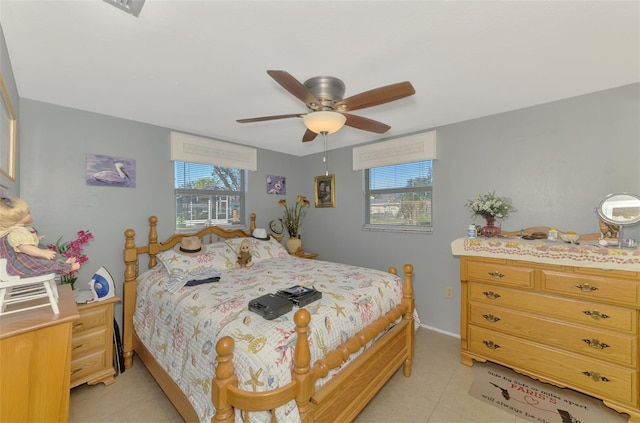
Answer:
top-left (352, 130), bottom-right (437, 170)
top-left (170, 131), bottom-right (257, 171)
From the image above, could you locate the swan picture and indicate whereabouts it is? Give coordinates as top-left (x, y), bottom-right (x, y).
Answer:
top-left (86, 154), bottom-right (136, 188)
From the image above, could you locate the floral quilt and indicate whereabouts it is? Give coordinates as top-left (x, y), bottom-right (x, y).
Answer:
top-left (133, 253), bottom-right (414, 423)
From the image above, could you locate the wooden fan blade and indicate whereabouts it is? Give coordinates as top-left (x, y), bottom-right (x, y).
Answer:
top-left (237, 113), bottom-right (304, 123)
top-left (335, 81), bottom-right (415, 112)
top-left (267, 70), bottom-right (321, 108)
top-left (302, 129), bottom-right (318, 142)
top-left (343, 113), bottom-right (391, 134)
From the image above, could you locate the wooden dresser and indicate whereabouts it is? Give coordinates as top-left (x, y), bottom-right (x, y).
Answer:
top-left (452, 236), bottom-right (640, 422)
top-left (0, 284), bottom-right (79, 422)
top-left (71, 295), bottom-right (120, 388)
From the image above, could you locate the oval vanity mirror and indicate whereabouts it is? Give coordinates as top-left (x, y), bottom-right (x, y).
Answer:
top-left (597, 192), bottom-right (640, 226)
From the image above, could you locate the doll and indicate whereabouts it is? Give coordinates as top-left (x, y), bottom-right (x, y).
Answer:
top-left (235, 238), bottom-right (253, 268)
top-left (0, 195), bottom-right (79, 277)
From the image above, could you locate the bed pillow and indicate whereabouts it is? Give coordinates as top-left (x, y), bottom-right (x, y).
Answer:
top-left (157, 241), bottom-right (237, 274)
top-left (225, 236), bottom-right (289, 263)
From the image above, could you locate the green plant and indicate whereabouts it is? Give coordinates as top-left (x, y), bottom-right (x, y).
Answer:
top-left (278, 196), bottom-right (310, 238)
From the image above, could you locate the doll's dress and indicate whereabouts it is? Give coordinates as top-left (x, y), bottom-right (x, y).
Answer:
top-left (0, 233), bottom-right (73, 277)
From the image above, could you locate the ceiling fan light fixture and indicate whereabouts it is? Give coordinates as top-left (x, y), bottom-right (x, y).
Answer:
top-left (303, 111), bottom-right (346, 135)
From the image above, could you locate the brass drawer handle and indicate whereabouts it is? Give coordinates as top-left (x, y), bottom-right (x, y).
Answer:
top-left (72, 322), bottom-right (84, 329)
top-left (72, 344), bottom-right (84, 351)
top-left (582, 339), bottom-right (610, 350)
top-left (583, 310), bottom-right (610, 320)
top-left (482, 340), bottom-right (500, 350)
top-left (576, 283), bottom-right (598, 292)
top-left (482, 314), bottom-right (501, 323)
top-left (488, 271), bottom-right (505, 279)
top-left (581, 371), bottom-right (610, 382)
top-left (71, 368), bottom-right (83, 376)
top-left (482, 291), bottom-right (501, 300)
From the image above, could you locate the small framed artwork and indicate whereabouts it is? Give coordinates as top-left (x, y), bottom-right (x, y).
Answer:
top-left (0, 74), bottom-right (16, 182)
top-left (314, 174), bottom-right (335, 208)
top-left (267, 175), bottom-right (286, 195)
top-left (86, 154), bottom-right (136, 188)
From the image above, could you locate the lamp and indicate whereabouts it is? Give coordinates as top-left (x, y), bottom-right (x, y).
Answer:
top-left (302, 111), bottom-right (347, 134)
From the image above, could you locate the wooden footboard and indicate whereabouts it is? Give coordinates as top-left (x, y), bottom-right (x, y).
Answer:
top-left (212, 264), bottom-right (414, 423)
top-left (122, 215), bottom-right (415, 423)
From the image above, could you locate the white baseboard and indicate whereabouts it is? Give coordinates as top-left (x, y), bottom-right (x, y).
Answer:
top-left (419, 323), bottom-right (460, 339)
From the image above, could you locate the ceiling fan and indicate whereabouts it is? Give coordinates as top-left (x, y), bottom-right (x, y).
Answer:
top-left (237, 70), bottom-right (416, 142)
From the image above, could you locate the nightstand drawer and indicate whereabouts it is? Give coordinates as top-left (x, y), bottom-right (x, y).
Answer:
top-left (72, 327), bottom-right (107, 356)
top-left (73, 305), bottom-right (109, 333)
top-left (70, 349), bottom-right (106, 385)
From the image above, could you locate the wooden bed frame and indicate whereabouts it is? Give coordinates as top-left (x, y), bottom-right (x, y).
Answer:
top-left (122, 213), bottom-right (415, 423)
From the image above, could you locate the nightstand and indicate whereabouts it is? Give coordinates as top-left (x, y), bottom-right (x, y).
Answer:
top-left (291, 248), bottom-right (318, 260)
top-left (70, 295), bottom-right (120, 388)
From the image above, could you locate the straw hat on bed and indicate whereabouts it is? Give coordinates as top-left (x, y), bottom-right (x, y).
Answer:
top-left (174, 236), bottom-right (206, 256)
top-left (251, 228), bottom-right (270, 241)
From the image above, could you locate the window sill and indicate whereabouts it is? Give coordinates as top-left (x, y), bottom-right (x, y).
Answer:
top-left (362, 224), bottom-right (432, 234)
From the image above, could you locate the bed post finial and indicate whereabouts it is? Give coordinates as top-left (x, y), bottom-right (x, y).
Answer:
top-left (293, 309), bottom-right (313, 418)
top-left (250, 213), bottom-right (256, 233)
top-left (212, 336), bottom-right (237, 423)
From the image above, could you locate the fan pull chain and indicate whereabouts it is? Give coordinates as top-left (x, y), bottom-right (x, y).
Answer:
top-left (322, 132), bottom-right (329, 176)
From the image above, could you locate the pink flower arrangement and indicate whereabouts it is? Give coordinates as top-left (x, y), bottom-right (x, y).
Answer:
top-left (47, 229), bottom-right (94, 289)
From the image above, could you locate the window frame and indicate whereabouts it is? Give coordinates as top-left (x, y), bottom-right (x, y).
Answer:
top-left (364, 160), bottom-right (433, 233)
top-left (174, 161), bottom-right (246, 232)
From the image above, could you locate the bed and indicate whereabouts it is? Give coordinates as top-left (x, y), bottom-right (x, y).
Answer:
top-left (122, 213), bottom-right (416, 423)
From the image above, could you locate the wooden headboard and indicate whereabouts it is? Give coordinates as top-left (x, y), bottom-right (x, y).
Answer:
top-left (123, 213), bottom-right (257, 283)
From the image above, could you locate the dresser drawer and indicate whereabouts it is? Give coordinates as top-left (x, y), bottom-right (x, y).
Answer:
top-left (469, 301), bottom-right (637, 367)
top-left (469, 283), bottom-right (637, 333)
top-left (465, 260), bottom-right (535, 288)
top-left (71, 327), bottom-right (108, 357)
top-left (468, 325), bottom-right (637, 406)
top-left (70, 349), bottom-right (107, 386)
top-left (541, 270), bottom-right (640, 307)
top-left (73, 305), bottom-right (109, 334)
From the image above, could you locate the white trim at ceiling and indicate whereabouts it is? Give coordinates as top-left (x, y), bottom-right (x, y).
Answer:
top-left (170, 131), bottom-right (257, 171)
top-left (352, 130), bottom-right (437, 170)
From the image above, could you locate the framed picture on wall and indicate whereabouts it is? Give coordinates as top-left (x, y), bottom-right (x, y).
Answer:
top-left (86, 154), bottom-right (136, 188)
top-left (314, 174), bottom-right (335, 208)
top-left (0, 74), bottom-right (16, 182)
top-left (266, 175), bottom-right (286, 195)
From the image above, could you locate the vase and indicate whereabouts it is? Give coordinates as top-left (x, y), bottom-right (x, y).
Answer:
top-left (285, 237), bottom-right (302, 255)
top-left (480, 217), bottom-right (501, 238)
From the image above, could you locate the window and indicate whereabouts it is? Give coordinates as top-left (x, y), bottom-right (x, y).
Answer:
top-left (174, 161), bottom-right (245, 231)
top-left (365, 160), bottom-right (432, 232)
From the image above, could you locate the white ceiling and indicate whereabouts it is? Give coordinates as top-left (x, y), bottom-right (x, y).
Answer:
top-left (0, 1), bottom-right (638, 157)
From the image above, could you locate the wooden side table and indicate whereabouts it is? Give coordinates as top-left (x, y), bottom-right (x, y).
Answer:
top-left (71, 295), bottom-right (120, 388)
top-left (291, 247), bottom-right (318, 260)
top-left (0, 285), bottom-right (79, 423)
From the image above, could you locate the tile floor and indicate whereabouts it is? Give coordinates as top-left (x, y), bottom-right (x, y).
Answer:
top-left (68, 328), bottom-right (532, 422)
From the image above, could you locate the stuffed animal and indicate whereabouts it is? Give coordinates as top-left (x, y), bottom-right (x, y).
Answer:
top-left (0, 193), bottom-right (79, 277)
top-left (235, 238), bottom-right (253, 268)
